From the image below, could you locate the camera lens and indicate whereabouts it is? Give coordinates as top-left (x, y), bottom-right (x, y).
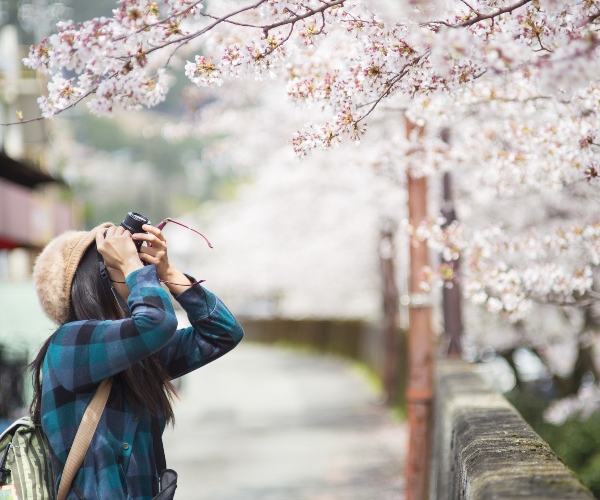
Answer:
top-left (121, 212), bottom-right (150, 235)
top-left (121, 212), bottom-right (149, 252)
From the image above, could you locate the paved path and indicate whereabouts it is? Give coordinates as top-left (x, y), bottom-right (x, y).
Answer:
top-left (163, 342), bottom-right (406, 500)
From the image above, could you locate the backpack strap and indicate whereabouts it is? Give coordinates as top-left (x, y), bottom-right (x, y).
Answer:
top-left (57, 378), bottom-right (113, 500)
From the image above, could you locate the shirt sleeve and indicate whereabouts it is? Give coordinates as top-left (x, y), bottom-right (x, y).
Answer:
top-left (46, 265), bottom-right (178, 392)
top-left (154, 279), bottom-right (244, 379)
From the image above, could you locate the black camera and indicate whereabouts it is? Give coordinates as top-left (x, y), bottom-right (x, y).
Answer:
top-left (120, 212), bottom-right (150, 251)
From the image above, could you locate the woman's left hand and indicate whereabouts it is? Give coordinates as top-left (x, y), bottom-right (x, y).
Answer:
top-left (134, 224), bottom-right (194, 295)
top-left (133, 224), bottom-right (171, 279)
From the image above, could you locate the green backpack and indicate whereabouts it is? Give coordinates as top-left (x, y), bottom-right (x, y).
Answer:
top-left (0, 417), bottom-right (56, 499)
top-left (0, 379), bottom-right (112, 500)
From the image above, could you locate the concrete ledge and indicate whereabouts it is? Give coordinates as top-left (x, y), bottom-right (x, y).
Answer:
top-left (430, 361), bottom-right (593, 499)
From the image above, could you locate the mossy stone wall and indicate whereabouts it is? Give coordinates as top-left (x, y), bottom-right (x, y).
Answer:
top-left (431, 361), bottom-right (593, 499)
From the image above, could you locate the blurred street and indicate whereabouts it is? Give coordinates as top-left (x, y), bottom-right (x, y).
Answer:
top-left (163, 342), bottom-right (407, 500)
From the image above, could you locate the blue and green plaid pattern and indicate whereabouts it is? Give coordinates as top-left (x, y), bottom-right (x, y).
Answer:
top-left (41, 265), bottom-right (244, 499)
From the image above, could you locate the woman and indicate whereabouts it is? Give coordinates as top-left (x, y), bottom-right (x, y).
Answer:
top-left (30, 222), bottom-right (244, 499)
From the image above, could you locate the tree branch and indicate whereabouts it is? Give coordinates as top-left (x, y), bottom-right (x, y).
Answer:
top-left (112, 0), bottom-right (206, 43)
top-left (428, 0), bottom-right (532, 29)
top-left (262, 0), bottom-right (345, 33)
top-left (456, 0), bottom-right (532, 27)
top-left (355, 52), bottom-right (427, 124)
top-left (1, 86), bottom-right (99, 126)
top-left (143, 0), bottom-right (268, 56)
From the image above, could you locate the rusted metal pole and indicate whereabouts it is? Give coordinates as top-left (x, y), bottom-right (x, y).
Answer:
top-left (441, 172), bottom-right (463, 358)
top-left (405, 118), bottom-right (433, 500)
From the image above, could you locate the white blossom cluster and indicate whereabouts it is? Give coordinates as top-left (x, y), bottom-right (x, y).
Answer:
top-left (544, 383), bottom-right (600, 425)
top-left (403, 215), bottom-right (600, 319)
top-left (24, 1), bottom-right (600, 149)
top-left (283, 1), bottom-right (600, 154)
top-left (22, 0), bottom-right (195, 116)
top-left (23, 0), bottom-right (349, 117)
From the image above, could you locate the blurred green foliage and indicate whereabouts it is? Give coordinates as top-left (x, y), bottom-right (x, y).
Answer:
top-left (68, 110), bottom-right (241, 229)
top-left (510, 392), bottom-right (600, 497)
top-left (74, 113), bottom-right (194, 176)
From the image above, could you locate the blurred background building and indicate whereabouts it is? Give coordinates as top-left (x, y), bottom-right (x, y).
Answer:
top-left (0, 11), bottom-right (76, 419)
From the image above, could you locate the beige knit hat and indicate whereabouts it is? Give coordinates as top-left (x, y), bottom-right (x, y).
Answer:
top-left (33, 222), bottom-right (113, 325)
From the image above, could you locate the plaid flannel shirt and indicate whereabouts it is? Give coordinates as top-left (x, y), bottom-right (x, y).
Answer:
top-left (41, 265), bottom-right (244, 499)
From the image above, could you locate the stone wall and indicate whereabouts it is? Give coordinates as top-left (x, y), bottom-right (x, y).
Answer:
top-left (430, 361), bottom-right (594, 499)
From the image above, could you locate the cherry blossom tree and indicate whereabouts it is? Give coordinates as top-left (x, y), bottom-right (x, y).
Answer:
top-left (15, 0), bottom-right (600, 419)
top-left (15, 1), bottom-right (600, 314)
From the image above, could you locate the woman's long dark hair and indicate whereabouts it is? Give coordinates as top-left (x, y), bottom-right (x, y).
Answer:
top-left (29, 243), bottom-right (177, 424)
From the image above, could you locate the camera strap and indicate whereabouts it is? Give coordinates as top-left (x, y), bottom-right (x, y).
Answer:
top-left (153, 218), bottom-right (212, 287)
top-left (97, 251), bottom-right (131, 317)
top-left (98, 217), bottom-right (212, 287)
top-left (156, 218), bottom-right (213, 248)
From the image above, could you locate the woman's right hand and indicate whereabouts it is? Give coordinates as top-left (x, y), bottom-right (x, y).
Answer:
top-left (96, 226), bottom-right (143, 277)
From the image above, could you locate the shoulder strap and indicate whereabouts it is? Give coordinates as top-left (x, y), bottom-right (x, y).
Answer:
top-left (57, 378), bottom-right (113, 500)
